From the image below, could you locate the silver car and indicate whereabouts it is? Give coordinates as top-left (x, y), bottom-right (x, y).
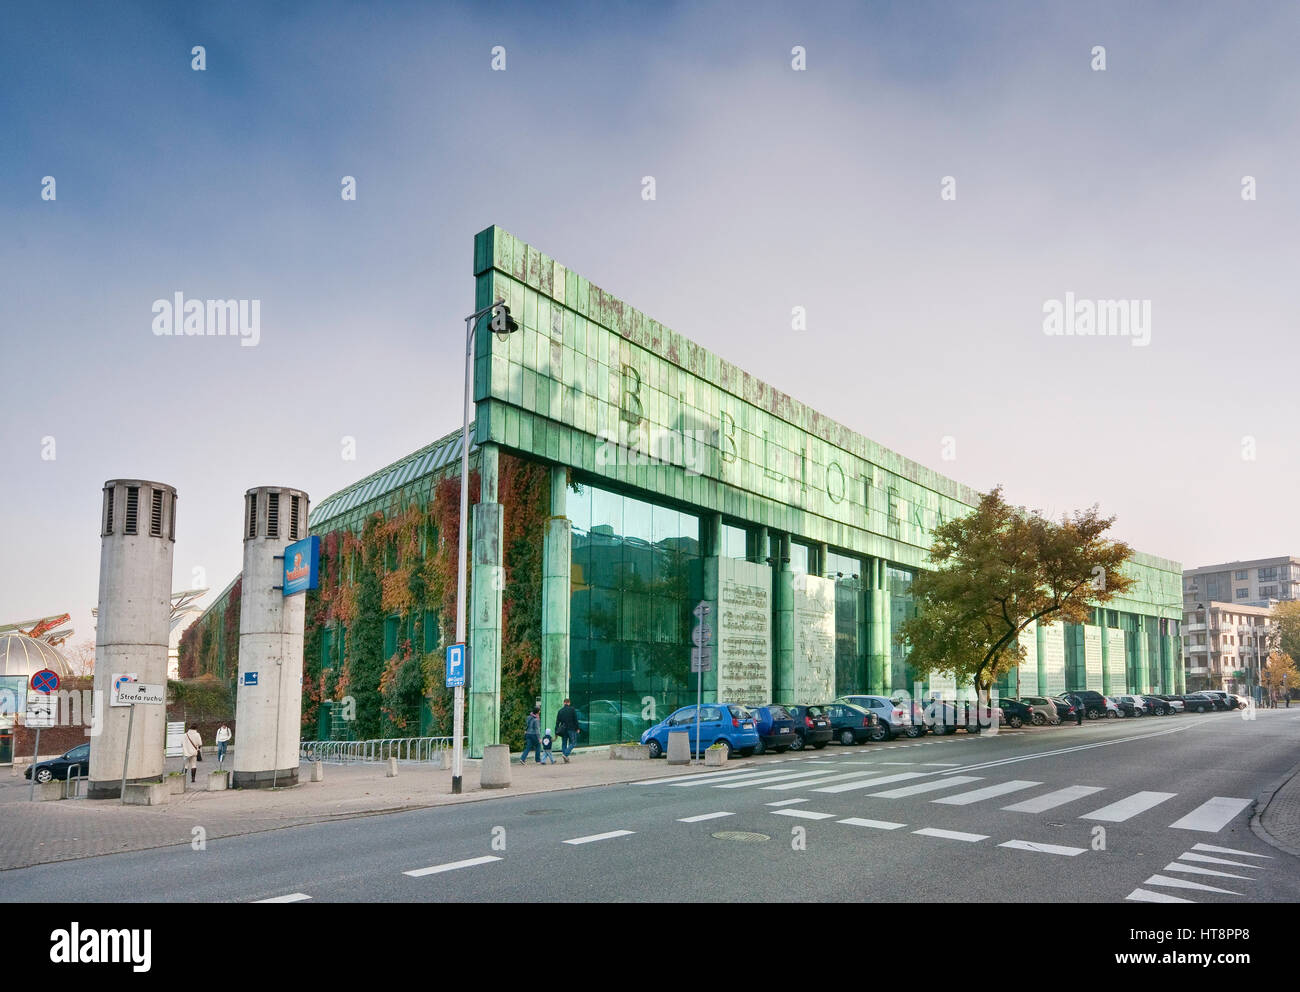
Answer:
top-left (1021, 695), bottom-right (1060, 725)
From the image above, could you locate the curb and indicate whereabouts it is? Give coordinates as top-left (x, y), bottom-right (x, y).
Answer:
top-left (1250, 760), bottom-right (1300, 859)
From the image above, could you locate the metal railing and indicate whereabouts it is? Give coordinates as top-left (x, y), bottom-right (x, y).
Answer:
top-left (299, 737), bottom-right (462, 765)
top-left (64, 763), bottom-right (87, 800)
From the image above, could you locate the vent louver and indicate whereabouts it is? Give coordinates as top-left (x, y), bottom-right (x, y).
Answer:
top-left (290, 495), bottom-right (301, 540)
top-left (247, 492), bottom-right (258, 539)
top-left (124, 487), bottom-right (139, 535)
top-left (150, 489), bottom-right (164, 537)
top-left (104, 489), bottom-right (115, 535)
top-left (267, 491), bottom-right (280, 539)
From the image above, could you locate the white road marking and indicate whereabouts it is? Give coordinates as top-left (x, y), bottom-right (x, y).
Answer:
top-left (762, 771), bottom-right (900, 791)
top-left (1080, 791), bottom-right (1176, 822)
top-left (934, 780), bottom-right (1041, 806)
top-left (563, 830), bottom-right (635, 845)
top-left (814, 771), bottom-right (929, 794)
top-left (838, 817), bottom-right (907, 830)
top-left (1143, 874), bottom-right (1242, 896)
top-left (875, 761), bottom-right (917, 766)
top-left (714, 768), bottom-right (848, 789)
top-left (913, 827), bottom-right (988, 842)
top-left (255, 892), bottom-right (311, 903)
top-left (404, 855), bottom-right (503, 876)
top-left (943, 724), bottom-right (1192, 776)
top-left (654, 767), bottom-right (752, 785)
top-left (1127, 887), bottom-right (1192, 903)
top-left (921, 762), bottom-right (962, 766)
top-left (771, 809), bottom-right (837, 820)
top-left (1177, 851), bottom-right (1259, 869)
top-left (870, 775), bottom-right (984, 798)
top-left (1162, 862), bottom-right (1252, 880)
top-left (1169, 797), bottom-right (1253, 833)
top-left (1192, 842), bottom-right (1271, 858)
top-left (1003, 785), bottom-right (1104, 813)
top-left (677, 811), bottom-right (734, 823)
top-left (766, 798), bottom-right (808, 806)
top-left (998, 839), bottom-right (1087, 856)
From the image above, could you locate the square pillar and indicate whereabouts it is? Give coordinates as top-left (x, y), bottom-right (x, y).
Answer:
top-left (469, 444), bottom-right (503, 758)
top-left (868, 558), bottom-right (891, 695)
top-left (540, 467), bottom-right (571, 733)
top-left (1134, 616), bottom-right (1151, 693)
top-left (772, 533), bottom-right (794, 701)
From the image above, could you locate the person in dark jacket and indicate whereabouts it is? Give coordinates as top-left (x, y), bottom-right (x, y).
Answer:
top-left (520, 708), bottom-right (542, 765)
top-left (555, 698), bottom-right (579, 763)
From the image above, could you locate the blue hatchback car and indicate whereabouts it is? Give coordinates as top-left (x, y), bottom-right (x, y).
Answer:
top-left (641, 703), bottom-right (760, 759)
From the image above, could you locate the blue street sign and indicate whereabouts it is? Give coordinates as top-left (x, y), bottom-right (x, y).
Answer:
top-left (31, 669), bottom-right (60, 694)
top-left (446, 643), bottom-right (466, 688)
top-left (243, 672), bottom-right (259, 687)
top-left (283, 535), bottom-right (321, 596)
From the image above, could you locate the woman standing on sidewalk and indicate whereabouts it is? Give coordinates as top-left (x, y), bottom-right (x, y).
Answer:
top-left (182, 725), bottom-right (203, 783)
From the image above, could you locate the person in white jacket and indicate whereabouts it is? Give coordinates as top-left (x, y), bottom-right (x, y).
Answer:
top-left (182, 726), bottom-right (203, 783)
top-left (215, 724), bottom-right (232, 765)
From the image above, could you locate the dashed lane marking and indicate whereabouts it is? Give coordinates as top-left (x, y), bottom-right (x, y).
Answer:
top-left (766, 798), bottom-right (808, 806)
top-left (563, 830), bottom-right (635, 845)
top-left (838, 817), bottom-right (907, 830)
top-left (404, 856), bottom-right (502, 876)
top-left (998, 839), bottom-right (1087, 856)
top-left (677, 811), bottom-right (734, 823)
top-left (770, 809), bottom-right (837, 820)
top-left (255, 893), bottom-right (311, 903)
top-left (913, 827), bottom-right (988, 842)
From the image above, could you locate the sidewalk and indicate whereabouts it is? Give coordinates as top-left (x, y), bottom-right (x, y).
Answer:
top-left (1256, 761), bottom-right (1300, 858)
top-left (0, 748), bottom-right (728, 871)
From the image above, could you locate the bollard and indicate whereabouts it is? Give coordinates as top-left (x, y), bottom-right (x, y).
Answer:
top-left (666, 729), bottom-right (691, 765)
top-left (479, 743), bottom-right (512, 789)
top-left (310, 761), bottom-right (324, 782)
top-left (386, 756), bottom-right (398, 777)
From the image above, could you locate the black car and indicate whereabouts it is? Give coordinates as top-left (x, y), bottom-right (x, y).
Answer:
top-left (1140, 694), bottom-right (1173, 716)
top-left (1201, 690), bottom-right (1238, 710)
top-left (1051, 695), bottom-right (1080, 723)
top-left (781, 703), bottom-right (833, 751)
top-left (997, 698), bottom-right (1036, 728)
top-left (823, 702), bottom-right (884, 745)
top-left (1184, 692), bottom-right (1224, 713)
top-left (25, 743), bottom-right (90, 783)
top-left (1063, 689), bottom-right (1108, 719)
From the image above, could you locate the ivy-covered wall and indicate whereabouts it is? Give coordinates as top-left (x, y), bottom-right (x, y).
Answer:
top-left (302, 453), bottom-right (549, 747)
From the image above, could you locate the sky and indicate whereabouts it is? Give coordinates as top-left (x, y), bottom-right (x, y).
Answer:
top-left (2, 0), bottom-right (1298, 640)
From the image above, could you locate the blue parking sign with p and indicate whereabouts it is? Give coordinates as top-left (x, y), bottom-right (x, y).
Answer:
top-left (446, 643), bottom-right (466, 688)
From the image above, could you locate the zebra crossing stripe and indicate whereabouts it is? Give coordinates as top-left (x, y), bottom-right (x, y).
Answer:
top-left (1177, 852), bottom-right (1259, 869)
top-left (998, 839), bottom-right (1087, 856)
top-left (1002, 785), bottom-right (1105, 813)
top-left (933, 780), bottom-right (1040, 806)
top-left (838, 817), bottom-right (907, 830)
top-left (1191, 842), bottom-right (1271, 858)
top-left (913, 827), bottom-right (988, 842)
top-left (713, 768), bottom-right (845, 789)
top-left (1143, 874), bottom-right (1241, 896)
top-left (813, 771), bottom-right (929, 794)
top-left (771, 809), bottom-right (837, 820)
top-left (1162, 862), bottom-right (1252, 881)
top-left (1127, 888), bottom-right (1192, 903)
top-left (869, 775), bottom-right (983, 799)
top-left (1169, 797), bottom-right (1252, 833)
top-left (1080, 791), bottom-right (1176, 822)
top-left (761, 771), bottom-right (901, 791)
top-left (677, 811), bottom-right (735, 823)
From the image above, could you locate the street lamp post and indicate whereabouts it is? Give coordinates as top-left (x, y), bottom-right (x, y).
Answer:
top-left (451, 298), bottom-right (517, 794)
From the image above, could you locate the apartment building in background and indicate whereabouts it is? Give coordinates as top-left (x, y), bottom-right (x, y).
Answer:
top-left (1183, 556), bottom-right (1300, 610)
top-left (1182, 601), bottom-right (1277, 695)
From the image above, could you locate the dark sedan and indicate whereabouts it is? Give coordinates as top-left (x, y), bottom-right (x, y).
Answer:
top-left (747, 704), bottom-right (798, 755)
top-left (25, 743), bottom-right (90, 783)
top-left (780, 703), bottom-right (833, 751)
top-left (823, 702), bottom-right (884, 745)
top-left (997, 698), bottom-right (1036, 728)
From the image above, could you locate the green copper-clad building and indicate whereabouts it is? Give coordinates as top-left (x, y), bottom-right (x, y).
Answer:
top-left (183, 226), bottom-right (1183, 754)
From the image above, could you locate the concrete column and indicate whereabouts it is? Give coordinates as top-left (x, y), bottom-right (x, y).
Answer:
top-left (772, 534), bottom-right (794, 701)
top-left (540, 467), bottom-right (571, 734)
top-left (233, 486), bottom-right (310, 789)
top-left (1161, 633), bottom-right (1175, 694)
top-left (1135, 617), bottom-right (1150, 693)
top-left (469, 444), bottom-right (504, 758)
top-left (1100, 616), bottom-right (1112, 695)
top-left (857, 578), bottom-right (870, 694)
top-left (867, 558), bottom-right (891, 695)
top-left (1174, 635), bottom-right (1186, 693)
top-left (1035, 623), bottom-right (1047, 697)
top-left (700, 512), bottom-right (722, 701)
top-left (89, 480), bottom-right (176, 799)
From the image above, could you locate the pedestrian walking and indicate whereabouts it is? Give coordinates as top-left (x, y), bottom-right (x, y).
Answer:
top-left (539, 728), bottom-right (556, 764)
top-left (520, 707), bottom-right (542, 764)
top-left (555, 697), bottom-right (579, 762)
top-left (182, 725), bottom-right (204, 783)
top-left (215, 724), bottom-right (232, 765)
top-left (1073, 695), bottom-right (1083, 726)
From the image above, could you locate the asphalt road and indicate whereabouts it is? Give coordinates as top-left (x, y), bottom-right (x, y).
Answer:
top-left (7, 708), bottom-right (1300, 903)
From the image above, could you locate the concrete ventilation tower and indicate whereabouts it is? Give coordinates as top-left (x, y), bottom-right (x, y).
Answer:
top-left (233, 486), bottom-right (309, 788)
top-left (88, 480), bottom-right (177, 798)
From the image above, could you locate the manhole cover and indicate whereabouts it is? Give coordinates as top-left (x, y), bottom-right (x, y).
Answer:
top-left (711, 831), bottom-right (770, 843)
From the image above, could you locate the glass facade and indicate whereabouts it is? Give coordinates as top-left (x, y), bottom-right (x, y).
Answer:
top-left (569, 481), bottom-right (703, 746)
top-left (825, 549), bottom-right (865, 694)
top-left (888, 566), bottom-right (917, 692)
top-left (720, 522), bottom-right (748, 561)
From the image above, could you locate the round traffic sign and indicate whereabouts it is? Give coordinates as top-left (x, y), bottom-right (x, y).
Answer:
top-left (30, 669), bottom-right (59, 694)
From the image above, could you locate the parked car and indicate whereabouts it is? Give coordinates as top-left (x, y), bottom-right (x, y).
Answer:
top-left (1114, 694), bottom-right (1149, 718)
top-left (997, 697), bottom-right (1037, 728)
top-left (640, 703), bottom-right (759, 758)
top-left (1021, 695), bottom-right (1061, 725)
top-left (836, 694), bottom-right (911, 740)
top-left (25, 743), bottom-right (90, 783)
top-left (1102, 695), bottom-right (1122, 718)
top-left (1155, 694), bottom-right (1185, 713)
top-left (890, 695), bottom-right (929, 738)
top-left (1204, 691), bottom-right (1240, 710)
top-left (746, 704), bottom-right (798, 755)
top-left (925, 698), bottom-right (993, 734)
top-left (1140, 694), bottom-right (1174, 716)
top-left (781, 703), bottom-right (833, 751)
top-left (1183, 692), bottom-right (1220, 713)
top-left (1050, 695), bottom-right (1079, 723)
top-left (1064, 689), bottom-right (1109, 720)
top-left (822, 701), bottom-right (884, 745)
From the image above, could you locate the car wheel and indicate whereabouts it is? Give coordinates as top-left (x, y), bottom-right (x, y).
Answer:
top-left (840, 729), bottom-right (857, 746)
top-left (753, 739), bottom-right (766, 756)
top-left (1086, 709), bottom-right (1099, 720)
top-left (967, 723), bottom-right (982, 734)
top-left (904, 725), bottom-right (923, 738)
top-left (35, 768), bottom-right (53, 784)
top-left (788, 734), bottom-right (805, 752)
top-left (867, 725), bottom-right (889, 743)
top-left (1032, 713), bottom-right (1047, 726)
top-left (1155, 706), bottom-right (1166, 716)
top-left (1007, 715), bottom-right (1023, 729)
top-left (646, 739), bottom-right (662, 759)
top-left (932, 723), bottom-right (950, 736)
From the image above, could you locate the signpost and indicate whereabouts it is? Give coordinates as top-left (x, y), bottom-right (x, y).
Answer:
top-left (446, 643), bottom-right (466, 689)
top-left (106, 673), bottom-right (165, 804)
top-left (692, 602), bottom-right (711, 765)
top-left (27, 669), bottom-right (58, 801)
top-left (111, 673), bottom-right (138, 707)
